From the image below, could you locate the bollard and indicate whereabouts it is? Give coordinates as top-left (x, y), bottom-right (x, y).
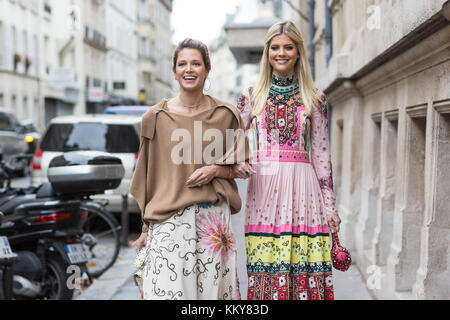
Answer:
top-left (121, 192), bottom-right (129, 247)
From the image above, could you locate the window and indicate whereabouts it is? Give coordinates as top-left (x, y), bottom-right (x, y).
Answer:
top-left (23, 96), bottom-right (29, 119)
top-left (33, 35), bottom-right (39, 75)
top-left (325, 1), bottom-right (333, 65)
top-left (93, 78), bottom-right (102, 88)
top-left (378, 110), bottom-right (399, 266)
top-left (44, 2), bottom-right (52, 15)
top-left (29, 0), bottom-right (39, 14)
top-left (11, 95), bottom-right (17, 111)
top-left (44, 35), bottom-right (49, 74)
top-left (139, 0), bottom-right (149, 20)
top-left (0, 22), bottom-right (3, 67)
top-left (140, 37), bottom-right (149, 57)
top-left (41, 123), bottom-right (140, 153)
top-left (12, 25), bottom-right (17, 59)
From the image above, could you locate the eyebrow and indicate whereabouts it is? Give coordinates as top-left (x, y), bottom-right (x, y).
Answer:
top-left (270, 44), bottom-right (295, 47)
top-left (177, 59), bottom-right (203, 63)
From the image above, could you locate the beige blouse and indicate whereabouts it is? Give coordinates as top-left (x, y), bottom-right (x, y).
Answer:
top-left (129, 96), bottom-right (250, 225)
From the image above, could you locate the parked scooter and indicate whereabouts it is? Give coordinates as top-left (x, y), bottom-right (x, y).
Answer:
top-left (0, 212), bottom-right (19, 300)
top-left (0, 152), bottom-right (124, 299)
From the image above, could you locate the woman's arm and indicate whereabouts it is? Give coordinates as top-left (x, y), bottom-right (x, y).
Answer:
top-left (237, 88), bottom-right (254, 131)
top-left (310, 92), bottom-right (341, 232)
top-left (185, 163), bottom-right (255, 188)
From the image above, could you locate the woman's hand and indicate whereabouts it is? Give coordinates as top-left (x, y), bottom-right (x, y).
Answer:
top-left (133, 232), bottom-right (148, 254)
top-left (327, 214), bottom-right (341, 233)
top-left (185, 165), bottom-right (218, 188)
top-left (232, 162), bottom-right (256, 179)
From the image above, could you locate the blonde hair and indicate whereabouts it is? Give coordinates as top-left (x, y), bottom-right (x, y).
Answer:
top-left (252, 21), bottom-right (320, 116)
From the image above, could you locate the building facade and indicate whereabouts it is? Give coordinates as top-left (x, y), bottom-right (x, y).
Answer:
top-left (0, 0), bottom-right (43, 128)
top-left (0, 0), bottom-right (110, 128)
top-left (1, 0), bottom-right (174, 129)
top-left (105, 0), bottom-right (138, 108)
top-left (137, 0), bottom-right (156, 105)
top-left (136, 0), bottom-right (172, 105)
top-left (153, 0), bottom-right (173, 101)
top-left (80, 0), bottom-right (108, 114)
top-left (313, 0), bottom-right (450, 300)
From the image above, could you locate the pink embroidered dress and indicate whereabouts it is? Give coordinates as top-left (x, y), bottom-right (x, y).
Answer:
top-left (237, 73), bottom-right (337, 300)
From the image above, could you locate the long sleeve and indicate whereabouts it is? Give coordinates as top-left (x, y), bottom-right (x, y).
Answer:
top-left (310, 92), bottom-right (339, 217)
top-left (236, 87), bottom-right (254, 130)
top-left (129, 109), bottom-right (158, 226)
top-left (129, 136), bottom-right (150, 226)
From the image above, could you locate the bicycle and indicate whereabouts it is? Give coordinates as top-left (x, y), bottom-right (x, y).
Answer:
top-left (79, 200), bottom-right (122, 278)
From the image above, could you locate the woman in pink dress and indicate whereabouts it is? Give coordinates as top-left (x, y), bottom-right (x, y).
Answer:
top-left (234, 21), bottom-right (341, 300)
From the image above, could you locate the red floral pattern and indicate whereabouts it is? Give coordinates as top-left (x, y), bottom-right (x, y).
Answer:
top-left (247, 273), bottom-right (334, 300)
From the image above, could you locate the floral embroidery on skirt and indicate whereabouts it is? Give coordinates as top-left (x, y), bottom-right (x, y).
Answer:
top-left (137, 202), bottom-right (241, 300)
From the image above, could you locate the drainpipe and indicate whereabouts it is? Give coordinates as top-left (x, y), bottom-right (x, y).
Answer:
top-left (325, 0), bottom-right (333, 66)
top-left (308, 0), bottom-right (316, 80)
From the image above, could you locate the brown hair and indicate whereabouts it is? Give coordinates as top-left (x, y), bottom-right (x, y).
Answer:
top-left (172, 38), bottom-right (211, 72)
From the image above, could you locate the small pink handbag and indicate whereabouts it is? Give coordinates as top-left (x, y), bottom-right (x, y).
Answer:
top-left (331, 232), bottom-right (352, 272)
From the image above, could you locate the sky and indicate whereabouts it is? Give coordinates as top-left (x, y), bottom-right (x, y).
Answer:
top-left (171, 0), bottom-right (243, 46)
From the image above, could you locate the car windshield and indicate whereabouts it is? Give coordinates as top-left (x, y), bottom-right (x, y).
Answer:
top-left (0, 112), bottom-right (18, 131)
top-left (41, 123), bottom-right (139, 153)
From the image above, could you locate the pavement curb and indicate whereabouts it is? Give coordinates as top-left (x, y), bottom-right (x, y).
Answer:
top-left (75, 245), bottom-right (138, 300)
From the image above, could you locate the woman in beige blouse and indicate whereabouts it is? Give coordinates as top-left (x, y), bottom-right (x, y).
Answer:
top-left (130, 38), bottom-right (253, 300)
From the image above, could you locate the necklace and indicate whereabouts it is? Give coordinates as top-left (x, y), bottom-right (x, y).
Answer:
top-left (269, 73), bottom-right (299, 98)
top-left (179, 96), bottom-right (203, 109)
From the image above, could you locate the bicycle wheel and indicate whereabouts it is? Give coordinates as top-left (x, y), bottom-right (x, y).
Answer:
top-left (80, 202), bottom-right (121, 278)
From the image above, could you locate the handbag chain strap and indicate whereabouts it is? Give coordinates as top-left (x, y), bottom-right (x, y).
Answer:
top-left (331, 231), bottom-right (341, 248)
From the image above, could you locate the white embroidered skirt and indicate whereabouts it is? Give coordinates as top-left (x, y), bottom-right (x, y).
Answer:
top-left (136, 202), bottom-right (241, 300)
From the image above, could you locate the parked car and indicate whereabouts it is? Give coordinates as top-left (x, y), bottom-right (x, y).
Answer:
top-left (30, 114), bottom-right (142, 214)
top-left (0, 108), bottom-right (28, 162)
top-left (104, 105), bottom-right (151, 116)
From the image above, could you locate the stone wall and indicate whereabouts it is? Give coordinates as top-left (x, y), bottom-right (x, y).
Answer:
top-left (317, 0), bottom-right (450, 299)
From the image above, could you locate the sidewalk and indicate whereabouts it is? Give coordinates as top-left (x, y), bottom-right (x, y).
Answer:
top-left (74, 242), bottom-right (140, 300)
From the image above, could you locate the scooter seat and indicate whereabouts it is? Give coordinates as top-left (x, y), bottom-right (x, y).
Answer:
top-left (35, 183), bottom-right (56, 199)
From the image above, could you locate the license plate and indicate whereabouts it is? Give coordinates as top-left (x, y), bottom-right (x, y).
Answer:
top-left (0, 236), bottom-right (14, 258)
top-left (65, 244), bottom-right (89, 264)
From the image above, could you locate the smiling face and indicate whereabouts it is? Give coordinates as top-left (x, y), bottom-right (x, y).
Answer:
top-left (174, 48), bottom-right (209, 92)
top-left (268, 33), bottom-right (299, 77)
